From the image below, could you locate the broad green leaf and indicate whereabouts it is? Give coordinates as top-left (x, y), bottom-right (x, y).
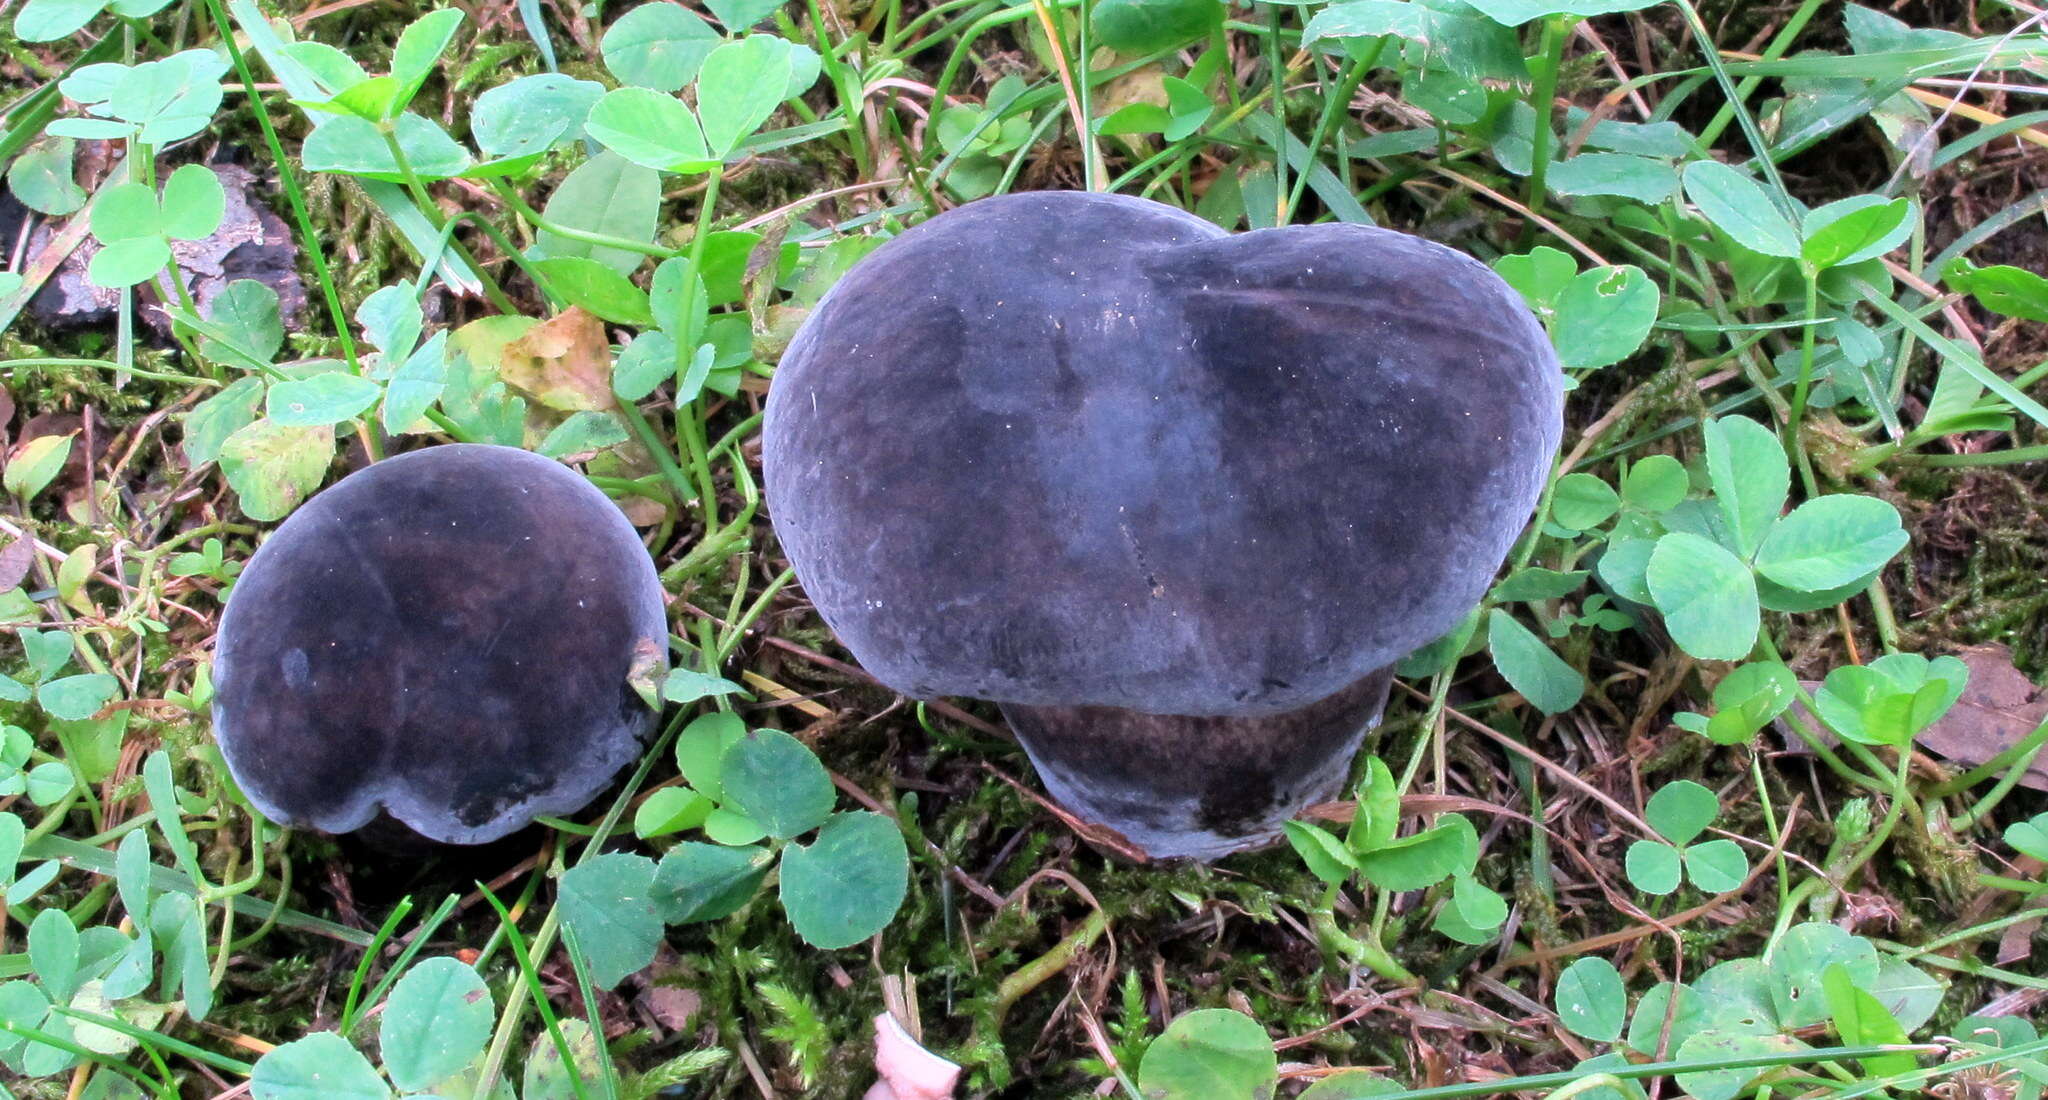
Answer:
top-left (37, 674), bottom-right (117, 722)
top-left (652, 841), bottom-right (771, 923)
top-left (1461, 0), bottom-right (1657, 22)
top-left (1490, 567), bottom-right (1588, 603)
top-left (1673, 1031), bottom-right (1806, 1100)
top-left (302, 114), bottom-right (472, 181)
top-left (95, 182), bottom-right (166, 242)
top-left (1282, 821), bottom-right (1359, 884)
top-left (382, 331), bottom-right (448, 435)
top-left (534, 256), bottom-right (654, 325)
top-left (6, 433), bottom-right (74, 499)
top-left (1625, 840), bottom-right (1682, 895)
top-left (87, 237), bottom-right (173, 288)
top-left (201, 280), bottom-right (286, 371)
top-left (281, 41), bottom-right (369, 93)
top-left (703, 807), bottom-right (768, 846)
top-left (538, 410), bottom-right (630, 459)
top-left (159, 164), bottom-right (225, 241)
top-left (661, 666), bottom-right (746, 705)
top-left (13, 0), bottom-right (104, 42)
top-left (1683, 160), bottom-right (1801, 259)
top-left (1493, 245), bottom-right (1577, 314)
top-left (1703, 416), bottom-right (1787, 558)
top-left (21, 631), bottom-right (73, 681)
top-left (1625, 981), bottom-right (1712, 1055)
top-left (1813, 653), bottom-right (1966, 746)
top-left (1554, 265), bottom-right (1659, 370)
top-left (1449, 873), bottom-right (1506, 929)
top-left (602, 1), bottom-right (719, 91)
top-left (533, 152), bottom-right (661, 277)
top-left (1300, 1071), bottom-right (1404, 1098)
top-left (696, 36), bottom-right (797, 158)
top-left (614, 333), bottom-right (677, 405)
top-left (1754, 495), bottom-right (1907, 591)
top-left (1694, 958), bottom-right (1780, 1035)
top-left (250, 1032), bottom-right (390, 1100)
top-left (45, 118), bottom-right (133, 140)
top-left (390, 8), bottom-right (465, 113)
top-left (1682, 839), bottom-right (1747, 892)
top-left (632, 786), bottom-right (713, 839)
top-left (357, 282), bottom-right (423, 358)
top-left (1867, 956), bottom-right (1944, 1034)
top-left (1645, 533), bottom-right (1759, 661)
top-left (184, 378), bottom-right (267, 467)
top-left (1091, 0), bottom-right (1224, 54)
top-left (218, 418), bottom-right (334, 521)
top-left (706, 0), bottom-right (782, 29)
top-left (585, 87), bottom-right (714, 173)
top-left (1350, 756), bottom-right (1400, 853)
top-left (673, 711), bottom-right (746, 802)
top-left (1137, 1009), bottom-right (1278, 1100)
top-left (1621, 454), bottom-right (1687, 512)
top-left (1302, 1), bottom-right (1527, 83)
top-left (1645, 780), bottom-right (1718, 846)
top-left (1356, 814), bottom-right (1476, 892)
top-left (1821, 963), bottom-right (1916, 1076)
top-left (1556, 957), bottom-right (1627, 1042)
top-left (1943, 260), bottom-right (2048, 323)
top-left (0, 814), bottom-right (22, 883)
top-left (1486, 609), bottom-right (1584, 715)
top-left (1770, 922), bottom-right (1878, 1029)
top-left (2007, 814), bottom-right (2048, 862)
top-left (1704, 661), bottom-right (1797, 745)
top-left (556, 852), bottom-right (661, 987)
top-left (1550, 473), bottom-right (1619, 530)
top-left (523, 1016), bottom-right (601, 1100)
top-left (379, 957), bottom-right (493, 1092)
top-left (29, 909), bottom-right (79, 1001)
top-left (267, 373), bottom-right (382, 428)
top-left (111, 52), bottom-right (227, 145)
top-left (720, 729), bottom-right (834, 839)
top-left (470, 73), bottom-right (604, 162)
top-left (7, 139), bottom-right (87, 216)
top-left (779, 812), bottom-right (910, 949)
top-left (1801, 195), bottom-right (1913, 269)
top-left (1547, 152), bottom-right (1678, 203)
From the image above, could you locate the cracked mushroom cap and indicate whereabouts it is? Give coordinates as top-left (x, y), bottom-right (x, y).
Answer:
top-left (212, 444), bottom-right (668, 844)
top-left (764, 191), bottom-right (1563, 716)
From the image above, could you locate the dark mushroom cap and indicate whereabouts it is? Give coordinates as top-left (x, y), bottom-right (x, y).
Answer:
top-left (764, 191), bottom-right (1562, 717)
top-left (212, 444), bottom-right (668, 845)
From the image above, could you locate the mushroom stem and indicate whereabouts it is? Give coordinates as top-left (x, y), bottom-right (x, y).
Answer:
top-left (997, 667), bottom-right (1396, 861)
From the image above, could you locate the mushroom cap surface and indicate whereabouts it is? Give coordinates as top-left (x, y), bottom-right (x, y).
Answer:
top-left (212, 444), bottom-right (668, 844)
top-left (763, 191), bottom-right (1562, 717)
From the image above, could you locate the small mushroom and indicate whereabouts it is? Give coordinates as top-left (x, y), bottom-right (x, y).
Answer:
top-left (212, 443), bottom-right (668, 845)
top-left (762, 191), bottom-right (1562, 860)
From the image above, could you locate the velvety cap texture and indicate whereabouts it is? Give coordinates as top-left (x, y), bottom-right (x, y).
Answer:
top-left (764, 191), bottom-right (1563, 717)
top-left (212, 444), bottom-right (668, 844)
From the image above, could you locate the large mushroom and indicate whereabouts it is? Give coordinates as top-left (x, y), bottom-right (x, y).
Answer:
top-left (212, 444), bottom-right (668, 845)
top-left (763, 191), bottom-right (1562, 860)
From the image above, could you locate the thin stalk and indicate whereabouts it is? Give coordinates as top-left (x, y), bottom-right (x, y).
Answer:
top-left (1520, 16), bottom-right (1571, 245)
top-left (1786, 269), bottom-right (1821, 496)
top-left (1265, 2), bottom-right (1287, 220)
top-left (1282, 45), bottom-right (1379, 222)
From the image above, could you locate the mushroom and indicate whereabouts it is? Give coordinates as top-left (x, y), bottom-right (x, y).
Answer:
top-left (212, 443), bottom-right (668, 845)
top-left (762, 191), bottom-right (1562, 860)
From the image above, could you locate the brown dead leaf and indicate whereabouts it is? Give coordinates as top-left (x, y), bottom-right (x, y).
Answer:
top-left (0, 536), bottom-right (33, 591)
top-left (1998, 912), bottom-right (2039, 967)
top-left (500, 307), bottom-right (616, 412)
top-left (1919, 644), bottom-right (2048, 791)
